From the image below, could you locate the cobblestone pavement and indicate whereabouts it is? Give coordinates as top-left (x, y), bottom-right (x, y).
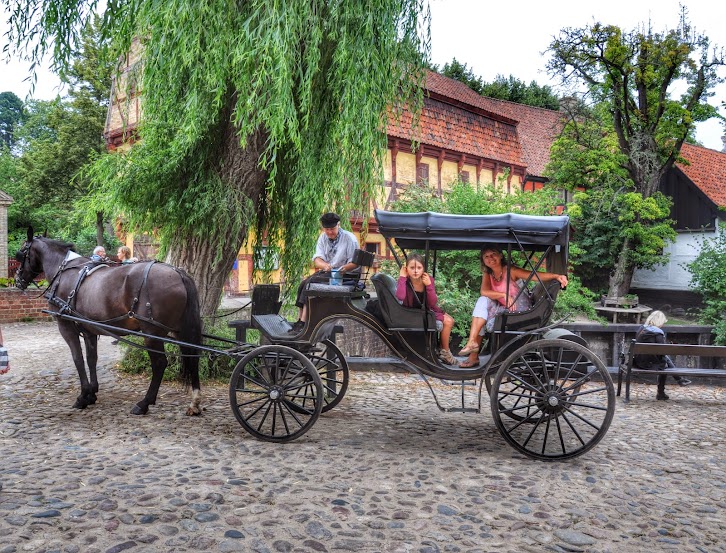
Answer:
top-left (1, 321), bottom-right (725, 553)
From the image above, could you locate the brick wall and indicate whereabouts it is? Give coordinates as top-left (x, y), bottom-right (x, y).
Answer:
top-left (0, 289), bottom-right (52, 323)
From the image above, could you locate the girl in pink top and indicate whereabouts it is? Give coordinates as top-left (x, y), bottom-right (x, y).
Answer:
top-left (395, 254), bottom-right (456, 365)
top-left (458, 246), bottom-right (568, 368)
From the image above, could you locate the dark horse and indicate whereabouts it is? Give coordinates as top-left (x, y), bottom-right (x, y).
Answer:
top-left (15, 228), bottom-right (203, 416)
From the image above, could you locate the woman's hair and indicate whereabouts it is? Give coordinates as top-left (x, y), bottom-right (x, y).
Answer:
top-left (644, 310), bottom-right (667, 328)
top-left (117, 246), bottom-right (132, 260)
top-left (406, 253), bottom-right (425, 270)
top-left (480, 246), bottom-right (507, 274)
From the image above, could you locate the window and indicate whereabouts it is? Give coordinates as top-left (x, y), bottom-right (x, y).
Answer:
top-left (416, 163), bottom-right (429, 185)
top-left (460, 170), bottom-right (470, 183)
top-left (365, 242), bottom-right (380, 254)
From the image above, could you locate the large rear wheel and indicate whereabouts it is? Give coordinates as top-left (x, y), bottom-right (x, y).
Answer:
top-left (229, 345), bottom-right (323, 442)
top-left (490, 339), bottom-right (615, 461)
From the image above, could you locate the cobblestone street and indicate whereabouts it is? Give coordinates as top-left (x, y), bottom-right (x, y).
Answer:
top-left (1, 321), bottom-right (724, 553)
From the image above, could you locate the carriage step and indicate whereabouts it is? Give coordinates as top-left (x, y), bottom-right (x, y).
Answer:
top-left (252, 314), bottom-right (295, 339)
top-left (439, 379), bottom-right (478, 386)
top-left (440, 407), bottom-right (480, 414)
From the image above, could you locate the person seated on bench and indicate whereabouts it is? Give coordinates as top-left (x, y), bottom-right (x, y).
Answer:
top-left (459, 245), bottom-right (569, 368)
top-left (289, 212), bottom-right (360, 333)
top-left (396, 253), bottom-right (456, 365)
top-left (634, 310), bottom-right (691, 400)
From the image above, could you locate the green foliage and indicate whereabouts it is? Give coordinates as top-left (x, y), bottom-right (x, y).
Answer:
top-left (433, 59), bottom-right (560, 110)
top-left (547, 10), bottom-right (725, 295)
top-left (687, 228), bottom-right (726, 344)
top-left (548, 105), bottom-right (676, 293)
top-left (479, 74), bottom-right (560, 110)
top-left (436, 58), bottom-right (484, 94)
top-left (32, 0), bottom-right (431, 316)
top-left (0, 91), bottom-right (26, 151)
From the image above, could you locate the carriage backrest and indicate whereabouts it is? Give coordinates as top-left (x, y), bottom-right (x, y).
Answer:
top-left (370, 273), bottom-right (437, 331)
top-left (491, 280), bottom-right (561, 333)
top-left (251, 284), bottom-right (282, 316)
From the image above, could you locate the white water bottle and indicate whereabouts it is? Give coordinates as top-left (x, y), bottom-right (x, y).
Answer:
top-left (330, 269), bottom-right (342, 286)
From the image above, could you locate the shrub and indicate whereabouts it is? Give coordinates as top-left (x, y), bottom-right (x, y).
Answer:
top-left (687, 228), bottom-right (726, 344)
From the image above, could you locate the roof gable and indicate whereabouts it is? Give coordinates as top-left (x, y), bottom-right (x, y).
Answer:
top-left (678, 143), bottom-right (726, 208)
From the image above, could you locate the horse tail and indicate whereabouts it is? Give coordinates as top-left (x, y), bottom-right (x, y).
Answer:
top-left (178, 270), bottom-right (202, 390)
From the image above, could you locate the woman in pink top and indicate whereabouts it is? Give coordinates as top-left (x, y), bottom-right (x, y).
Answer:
top-left (458, 246), bottom-right (568, 368)
top-left (395, 254), bottom-right (456, 365)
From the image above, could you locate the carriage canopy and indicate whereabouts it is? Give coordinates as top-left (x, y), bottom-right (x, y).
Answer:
top-left (374, 210), bottom-right (570, 251)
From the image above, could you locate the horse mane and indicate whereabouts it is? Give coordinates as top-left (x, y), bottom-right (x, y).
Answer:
top-left (36, 236), bottom-right (79, 254)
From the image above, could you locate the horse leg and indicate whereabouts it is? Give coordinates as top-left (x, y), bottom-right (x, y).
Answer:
top-left (82, 332), bottom-right (99, 405)
top-left (130, 338), bottom-right (167, 415)
top-left (57, 322), bottom-right (94, 409)
top-left (179, 347), bottom-right (202, 417)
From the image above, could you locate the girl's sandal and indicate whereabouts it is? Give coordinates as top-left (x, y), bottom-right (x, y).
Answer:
top-left (458, 342), bottom-right (479, 356)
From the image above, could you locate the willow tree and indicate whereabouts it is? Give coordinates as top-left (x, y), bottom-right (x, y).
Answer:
top-left (4, 0), bottom-right (429, 316)
top-left (547, 10), bottom-right (725, 298)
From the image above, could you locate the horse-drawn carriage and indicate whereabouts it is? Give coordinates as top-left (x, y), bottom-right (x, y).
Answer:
top-left (15, 210), bottom-right (615, 461)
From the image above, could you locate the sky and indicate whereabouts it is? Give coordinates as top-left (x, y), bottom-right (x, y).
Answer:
top-left (1, 0), bottom-right (725, 150)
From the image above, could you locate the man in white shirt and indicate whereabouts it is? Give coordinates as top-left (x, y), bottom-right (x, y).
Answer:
top-left (289, 212), bottom-right (360, 333)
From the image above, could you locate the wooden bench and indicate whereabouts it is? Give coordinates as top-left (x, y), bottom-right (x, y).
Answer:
top-left (617, 339), bottom-right (726, 401)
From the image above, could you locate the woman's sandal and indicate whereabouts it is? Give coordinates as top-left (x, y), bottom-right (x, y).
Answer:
top-left (458, 358), bottom-right (478, 368)
top-left (458, 342), bottom-right (479, 356)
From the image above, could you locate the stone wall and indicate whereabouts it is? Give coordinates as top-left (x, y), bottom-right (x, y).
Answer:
top-left (0, 289), bottom-right (52, 323)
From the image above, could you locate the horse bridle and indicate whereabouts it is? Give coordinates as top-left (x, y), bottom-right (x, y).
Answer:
top-left (14, 239), bottom-right (38, 290)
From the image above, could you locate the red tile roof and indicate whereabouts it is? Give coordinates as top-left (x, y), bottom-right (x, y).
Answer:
top-left (387, 96), bottom-right (524, 167)
top-left (679, 143), bottom-right (726, 208)
top-left (423, 71), bottom-right (565, 177)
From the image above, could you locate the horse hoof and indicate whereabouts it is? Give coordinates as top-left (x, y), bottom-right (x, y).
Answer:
top-left (88, 395), bottom-right (97, 405)
top-left (73, 401), bottom-right (87, 410)
top-left (130, 404), bottom-right (148, 415)
top-left (185, 407), bottom-right (202, 416)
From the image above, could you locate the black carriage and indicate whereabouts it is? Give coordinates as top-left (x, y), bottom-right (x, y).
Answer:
top-left (229, 209), bottom-right (616, 461)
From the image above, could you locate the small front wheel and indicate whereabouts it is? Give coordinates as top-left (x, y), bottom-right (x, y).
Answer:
top-left (229, 345), bottom-right (323, 442)
top-left (490, 339), bottom-right (615, 461)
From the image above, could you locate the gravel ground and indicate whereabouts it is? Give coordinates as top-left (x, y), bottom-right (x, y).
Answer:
top-left (0, 320), bottom-right (724, 553)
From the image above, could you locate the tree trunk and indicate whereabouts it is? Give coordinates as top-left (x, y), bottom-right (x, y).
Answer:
top-left (165, 123), bottom-right (269, 319)
top-left (607, 237), bottom-right (635, 298)
top-left (96, 211), bottom-right (104, 246)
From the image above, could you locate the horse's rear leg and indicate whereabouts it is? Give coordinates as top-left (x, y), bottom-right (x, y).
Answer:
top-left (130, 339), bottom-right (167, 415)
top-left (82, 332), bottom-right (99, 404)
top-left (181, 345), bottom-right (202, 416)
top-left (58, 322), bottom-right (94, 409)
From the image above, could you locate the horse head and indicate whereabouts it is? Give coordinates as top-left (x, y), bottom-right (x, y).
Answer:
top-left (14, 227), bottom-right (42, 290)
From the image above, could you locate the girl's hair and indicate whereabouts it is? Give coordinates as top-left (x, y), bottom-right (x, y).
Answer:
top-left (118, 246), bottom-right (132, 259)
top-left (480, 246), bottom-right (507, 274)
top-left (644, 310), bottom-right (667, 328)
top-left (406, 253), bottom-right (425, 270)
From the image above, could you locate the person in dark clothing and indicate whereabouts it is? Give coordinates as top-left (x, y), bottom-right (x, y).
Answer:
top-left (634, 310), bottom-right (691, 400)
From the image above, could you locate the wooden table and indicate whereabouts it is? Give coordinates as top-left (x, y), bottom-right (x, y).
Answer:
top-left (593, 304), bottom-right (653, 324)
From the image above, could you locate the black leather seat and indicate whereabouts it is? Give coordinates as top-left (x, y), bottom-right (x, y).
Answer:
top-left (490, 280), bottom-right (561, 333)
top-left (370, 273), bottom-right (436, 332)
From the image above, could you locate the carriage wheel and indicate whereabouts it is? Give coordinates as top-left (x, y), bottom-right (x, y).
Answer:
top-left (305, 339), bottom-right (350, 413)
top-left (490, 339), bottom-right (615, 461)
top-left (229, 345), bottom-right (323, 442)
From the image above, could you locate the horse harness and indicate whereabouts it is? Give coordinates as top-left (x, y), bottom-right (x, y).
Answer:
top-left (45, 254), bottom-right (176, 333)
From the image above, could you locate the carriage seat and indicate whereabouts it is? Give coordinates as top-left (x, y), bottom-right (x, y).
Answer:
top-left (306, 248), bottom-right (376, 298)
top-left (370, 273), bottom-right (436, 332)
top-left (490, 280), bottom-right (562, 333)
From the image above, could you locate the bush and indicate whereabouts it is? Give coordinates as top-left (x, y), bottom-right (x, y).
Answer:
top-left (687, 229), bottom-right (726, 345)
